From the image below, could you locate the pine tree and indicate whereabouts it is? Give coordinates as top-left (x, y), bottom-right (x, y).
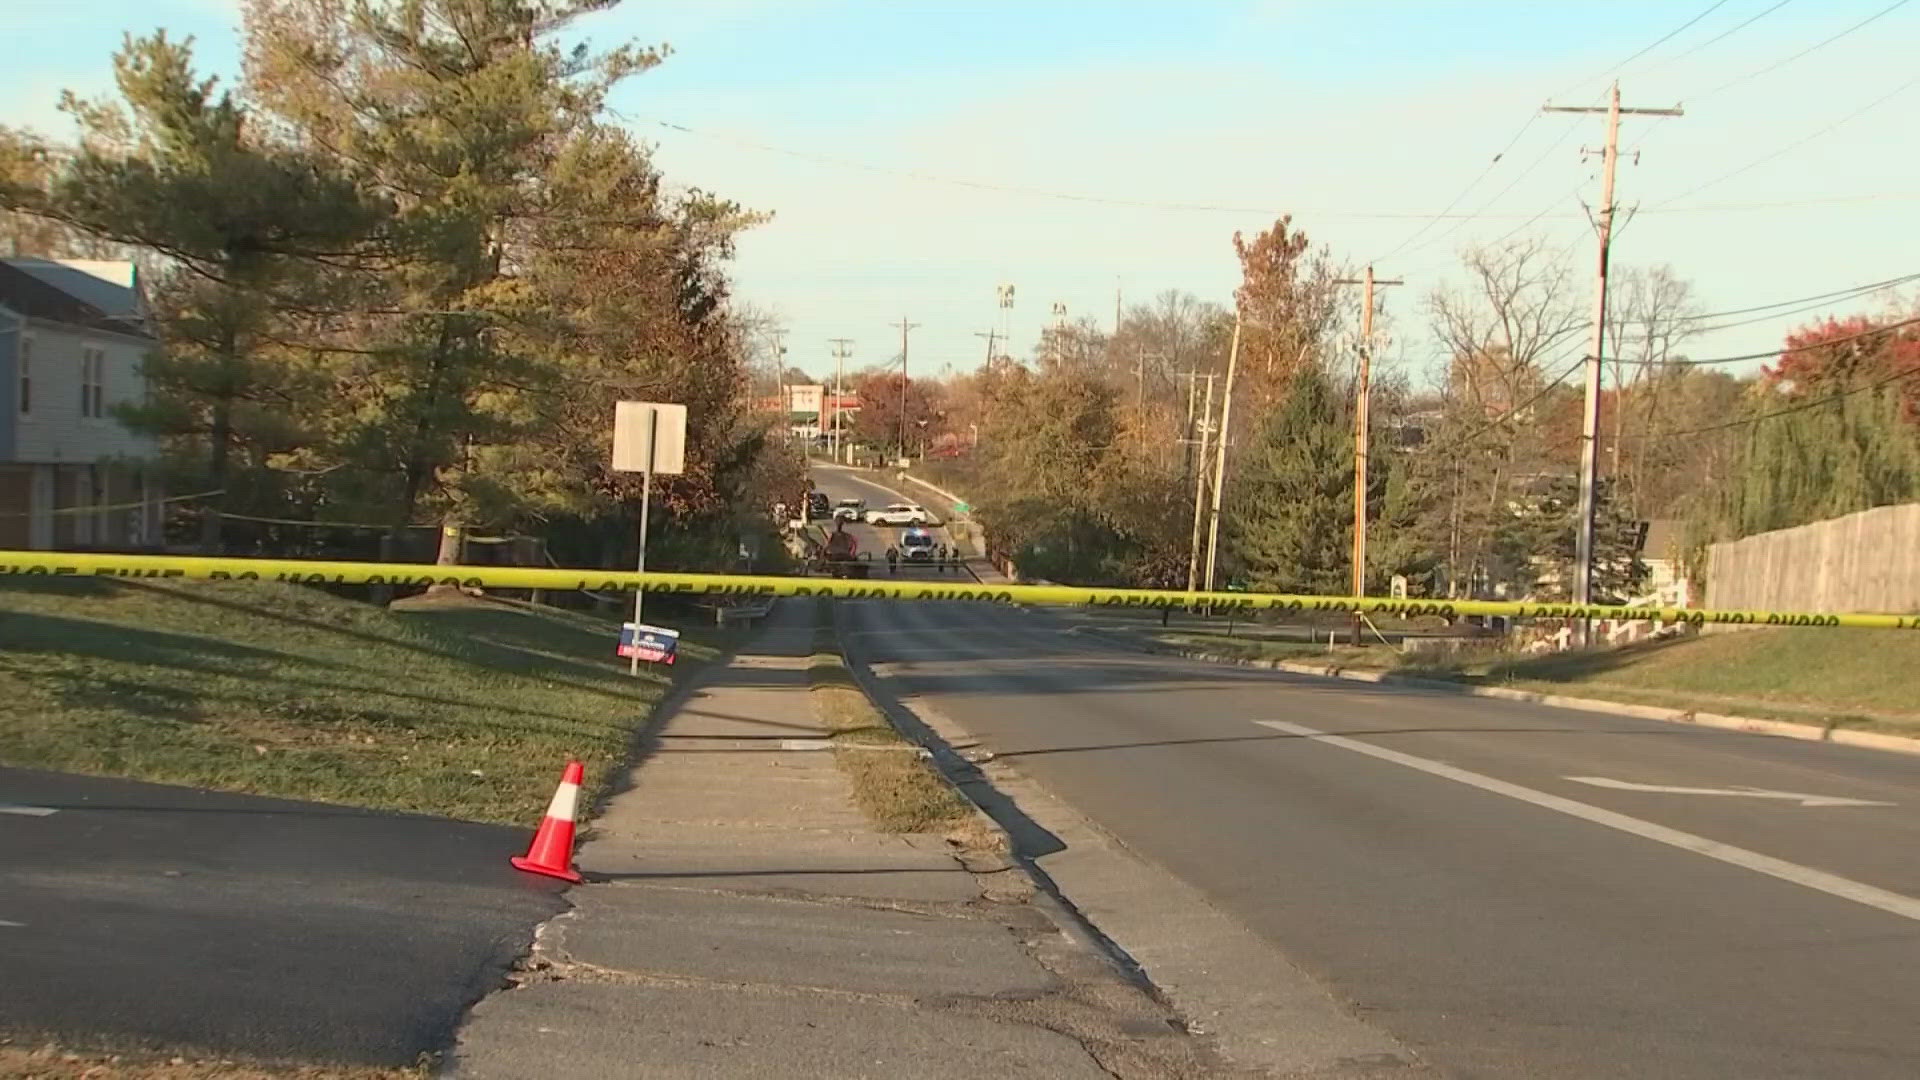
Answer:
top-left (1226, 365), bottom-right (1354, 595)
top-left (243, 0), bottom-right (664, 560)
top-left (39, 31), bottom-right (385, 551)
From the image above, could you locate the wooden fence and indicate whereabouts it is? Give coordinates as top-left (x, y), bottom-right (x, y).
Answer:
top-left (1705, 503), bottom-right (1920, 615)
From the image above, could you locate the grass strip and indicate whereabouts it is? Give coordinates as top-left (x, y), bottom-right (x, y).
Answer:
top-left (1152, 625), bottom-right (1920, 738)
top-left (804, 609), bottom-right (978, 838)
top-left (0, 578), bottom-right (720, 823)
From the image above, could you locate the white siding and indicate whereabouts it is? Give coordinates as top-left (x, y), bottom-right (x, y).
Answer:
top-left (12, 321), bottom-right (156, 464)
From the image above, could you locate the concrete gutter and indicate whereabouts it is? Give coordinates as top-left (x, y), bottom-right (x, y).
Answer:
top-left (1075, 625), bottom-right (1920, 758)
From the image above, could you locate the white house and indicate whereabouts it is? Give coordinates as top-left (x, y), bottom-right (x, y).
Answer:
top-left (0, 258), bottom-right (163, 551)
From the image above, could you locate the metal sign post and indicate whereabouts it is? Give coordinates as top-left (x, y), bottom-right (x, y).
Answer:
top-left (631, 407), bottom-right (656, 677)
top-left (612, 402), bottom-right (688, 677)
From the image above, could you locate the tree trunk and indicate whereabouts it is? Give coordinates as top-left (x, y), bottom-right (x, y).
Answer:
top-left (199, 392), bottom-right (233, 555)
top-left (435, 521), bottom-right (463, 565)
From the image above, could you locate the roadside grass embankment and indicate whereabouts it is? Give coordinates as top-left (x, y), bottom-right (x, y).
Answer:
top-left (0, 1041), bottom-right (422, 1080)
top-left (803, 604), bottom-right (984, 844)
top-left (0, 577), bottom-right (720, 823)
top-left (1151, 622), bottom-right (1920, 738)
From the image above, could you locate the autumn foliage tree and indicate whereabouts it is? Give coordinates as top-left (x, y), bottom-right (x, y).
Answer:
top-left (850, 370), bottom-right (943, 455)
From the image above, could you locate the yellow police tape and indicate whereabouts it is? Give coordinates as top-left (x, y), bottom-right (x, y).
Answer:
top-left (0, 550), bottom-right (1912, 629)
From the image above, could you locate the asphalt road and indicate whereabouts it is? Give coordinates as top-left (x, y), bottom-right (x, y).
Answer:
top-left (812, 466), bottom-right (969, 583)
top-left (0, 766), bottom-right (566, 1064)
top-left (814, 470), bottom-right (1920, 1078)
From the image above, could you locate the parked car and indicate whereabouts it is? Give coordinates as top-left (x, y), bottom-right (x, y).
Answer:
top-left (863, 503), bottom-right (929, 526)
top-left (806, 492), bottom-right (830, 520)
top-left (832, 498), bottom-right (865, 522)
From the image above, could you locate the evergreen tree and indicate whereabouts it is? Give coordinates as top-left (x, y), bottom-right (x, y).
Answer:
top-left (1492, 476), bottom-right (1646, 603)
top-left (37, 31), bottom-right (385, 551)
top-left (243, 0), bottom-right (664, 560)
top-left (1226, 365), bottom-right (1354, 595)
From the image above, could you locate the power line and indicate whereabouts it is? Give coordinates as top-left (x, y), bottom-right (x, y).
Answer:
top-left (1386, 2), bottom-right (1731, 266)
top-left (622, 108), bottom-right (1920, 225)
top-left (1615, 365), bottom-right (1920, 440)
top-left (1417, 351), bottom-right (1592, 459)
top-left (1650, 72), bottom-right (1920, 206)
top-left (1690, 0), bottom-right (1913, 103)
top-left (1609, 312), bottom-right (1920, 366)
top-left (1681, 271), bottom-right (1920, 332)
top-left (1641, 0), bottom-right (1796, 73)
top-left (1547, 0), bottom-right (1732, 101)
top-left (1391, 119), bottom-right (1591, 271)
top-left (1369, 115), bottom-right (1541, 263)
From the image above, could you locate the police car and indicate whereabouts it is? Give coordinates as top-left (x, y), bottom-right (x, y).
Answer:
top-left (899, 528), bottom-right (936, 562)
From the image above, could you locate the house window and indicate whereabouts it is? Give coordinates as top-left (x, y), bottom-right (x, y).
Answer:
top-left (16, 336), bottom-right (28, 414)
top-left (81, 345), bottom-right (106, 417)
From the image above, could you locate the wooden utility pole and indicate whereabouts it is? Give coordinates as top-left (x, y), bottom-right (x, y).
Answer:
top-left (1333, 265), bottom-right (1402, 644)
top-left (973, 329), bottom-right (997, 368)
top-left (829, 338), bottom-right (853, 463)
top-left (769, 328), bottom-right (789, 444)
top-left (1202, 311), bottom-right (1243, 595)
top-left (1544, 82), bottom-right (1681, 642)
top-left (893, 318), bottom-right (919, 462)
top-left (1182, 372), bottom-right (1217, 594)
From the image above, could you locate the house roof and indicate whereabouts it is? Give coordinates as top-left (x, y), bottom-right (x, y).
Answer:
top-left (0, 259), bottom-right (151, 339)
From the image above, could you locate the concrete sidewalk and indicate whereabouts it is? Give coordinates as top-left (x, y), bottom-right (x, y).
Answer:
top-left (449, 602), bottom-right (1229, 1079)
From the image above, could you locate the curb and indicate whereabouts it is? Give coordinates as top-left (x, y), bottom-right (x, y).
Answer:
top-left (1074, 625), bottom-right (1920, 759)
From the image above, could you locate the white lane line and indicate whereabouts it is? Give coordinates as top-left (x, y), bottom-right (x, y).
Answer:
top-left (0, 804), bottom-right (57, 817)
top-left (1255, 719), bottom-right (1920, 924)
top-left (0, 920), bottom-right (23, 928)
top-left (1566, 775), bottom-right (1894, 808)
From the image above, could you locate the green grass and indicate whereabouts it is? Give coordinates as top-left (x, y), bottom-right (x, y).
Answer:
top-left (805, 618), bottom-right (980, 839)
top-left (1152, 625), bottom-right (1920, 736)
top-left (0, 578), bottom-right (721, 823)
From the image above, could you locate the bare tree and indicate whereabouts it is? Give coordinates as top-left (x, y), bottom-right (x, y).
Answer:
top-left (1418, 238), bottom-right (1586, 597)
top-left (1602, 264), bottom-right (1700, 516)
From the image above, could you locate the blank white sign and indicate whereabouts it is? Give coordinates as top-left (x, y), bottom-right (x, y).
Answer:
top-left (612, 401), bottom-right (688, 475)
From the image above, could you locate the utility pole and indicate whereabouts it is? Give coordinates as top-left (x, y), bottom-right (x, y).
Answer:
top-left (829, 338), bottom-right (853, 463)
top-left (893, 318), bottom-right (919, 463)
top-left (769, 328), bottom-right (789, 444)
top-left (1202, 311), bottom-right (1244, 596)
top-left (1181, 372), bottom-right (1217, 595)
top-left (1544, 82), bottom-right (1681, 643)
top-left (973, 329), bottom-right (998, 368)
top-left (1333, 265), bottom-right (1402, 644)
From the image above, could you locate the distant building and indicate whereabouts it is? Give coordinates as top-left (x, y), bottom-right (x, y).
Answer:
top-left (755, 384), bottom-right (859, 441)
top-left (0, 258), bottom-right (163, 550)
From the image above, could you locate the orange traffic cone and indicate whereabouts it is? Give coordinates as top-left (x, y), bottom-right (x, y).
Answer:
top-left (511, 760), bottom-right (584, 883)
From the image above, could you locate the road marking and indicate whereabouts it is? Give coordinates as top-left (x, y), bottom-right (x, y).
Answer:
top-left (1566, 775), bottom-right (1894, 808)
top-left (0, 920), bottom-right (23, 928)
top-left (1254, 719), bottom-right (1920, 924)
top-left (0, 804), bottom-right (57, 817)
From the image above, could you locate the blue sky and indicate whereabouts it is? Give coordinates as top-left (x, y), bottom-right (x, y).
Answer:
top-left (7, 0), bottom-right (1917, 383)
